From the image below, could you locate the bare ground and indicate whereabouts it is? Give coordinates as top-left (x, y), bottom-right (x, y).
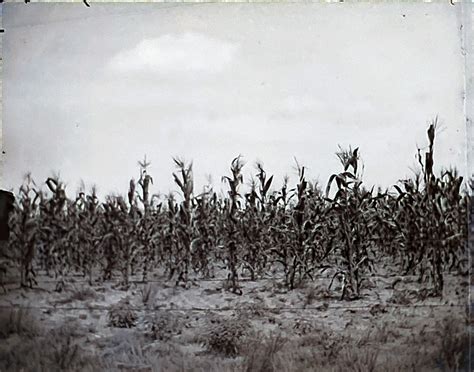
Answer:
top-left (0, 265), bottom-right (470, 372)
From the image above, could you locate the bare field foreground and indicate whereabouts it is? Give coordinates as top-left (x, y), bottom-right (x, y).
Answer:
top-left (0, 266), bottom-right (470, 372)
top-left (0, 124), bottom-right (472, 371)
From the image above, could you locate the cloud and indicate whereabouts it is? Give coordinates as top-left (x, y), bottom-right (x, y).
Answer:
top-left (108, 33), bottom-right (238, 75)
top-left (280, 95), bottom-right (326, 113)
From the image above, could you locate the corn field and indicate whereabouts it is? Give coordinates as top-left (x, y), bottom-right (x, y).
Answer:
top-left (5, 123), bottom-right (471, 299)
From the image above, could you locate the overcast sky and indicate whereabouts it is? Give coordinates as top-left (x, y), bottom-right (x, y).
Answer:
top-left (2, 3), bottom-right (467, 199)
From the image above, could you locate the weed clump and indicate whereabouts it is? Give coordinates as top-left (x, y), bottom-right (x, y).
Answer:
top-left (149, 311), bottom-right (187, 341)
top-left (203, 315), bottom-right (251, 357)
top-left (108, 299), bottom-right (138, 328)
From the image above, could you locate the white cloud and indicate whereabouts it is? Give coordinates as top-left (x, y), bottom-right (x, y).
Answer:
top-left (108, 33), bottom-right (238, 75)
top-left (282, 95), bottom-right (326, 113)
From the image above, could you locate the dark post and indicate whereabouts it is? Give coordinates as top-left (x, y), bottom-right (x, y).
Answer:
top-left (0, 190), bottom-right (15, 241)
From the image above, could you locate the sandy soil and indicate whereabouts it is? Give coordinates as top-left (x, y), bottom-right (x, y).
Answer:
top-left (0, 265), bottom-right (470, 372)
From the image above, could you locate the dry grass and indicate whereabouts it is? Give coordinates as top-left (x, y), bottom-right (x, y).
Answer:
top-left (139, 283), bottom-right (157, 306)
top-left (0, 314), bottom-right (100, 372)
top-left (434, 316), bottom-right (470, 371)
top-left (0, 304), bottom-right (468, 372)
top-left (0, 307), bottom-right (38, 339)
top-left (240, 332), bottom-right (287, 372)
top-left (53, 284), bottom-right (100, 305)
top-left (336, 346), bottom-right (379, 372)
